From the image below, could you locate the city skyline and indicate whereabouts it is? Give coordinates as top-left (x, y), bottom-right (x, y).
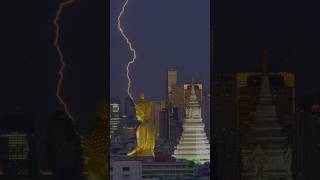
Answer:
top-left (3, 0), bottom-right (320, 179)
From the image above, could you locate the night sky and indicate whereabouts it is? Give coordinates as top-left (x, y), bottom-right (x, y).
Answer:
top-left (214, 0), bottom-right (320, 96)
top-left (110, 0), bottom-right (210, 101)
top-left (1, 0), bottom-right (107, 166)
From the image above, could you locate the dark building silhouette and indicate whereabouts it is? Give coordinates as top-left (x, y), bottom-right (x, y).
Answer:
top-left (167, 68), bottom-right (177, 103)
top-left (0, 110), bottom-right (37, 179)
top-left (159, 106), bottom-right (180, 145)
top-left (124, 96), bottom-right (136, 121)
top-left (213, 74), bottom-right (238, 180)
top-left (110, 98), bottom-right (121, 118)
top-left (296, 112), bottom-right (320, 180)
top-left (47, 111), bottom-right (83, 180)
top-left (159, 109), bottom-right (169, 142)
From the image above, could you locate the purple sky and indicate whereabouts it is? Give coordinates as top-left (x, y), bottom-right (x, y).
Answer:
top-left (110, 0), bottom-right (210, 101)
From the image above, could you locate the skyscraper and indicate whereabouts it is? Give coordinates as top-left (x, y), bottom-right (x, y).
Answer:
top-left (171, 84), bottom-right (185, 125)
top-left (150, 101), bottom-right (165, 138)
top-left (168, 106), bottom-right (180, 145)
top-left (159, 109), bottom-right (169, 142)
top-left (167, 68), bottom-right (177, 102)
top-left (124, 96), bottom-right (135, 121)
top-left (158, 106), bottom-right (179, 145)
top-left (110, 98), bottom-right (121, 137)
top-left (173, 83), bottom-right (210, 164)
top-left (0, 111), bottom-right (37, 178)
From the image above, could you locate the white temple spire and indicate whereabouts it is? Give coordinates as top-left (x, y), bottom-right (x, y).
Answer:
top-left (173, 79), bottom-right (210, 164)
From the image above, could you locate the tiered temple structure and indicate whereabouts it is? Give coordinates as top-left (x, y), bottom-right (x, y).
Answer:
top-left (173, 82), bottom-right (210, 164)
top-left (241, 55), bottom-right (293, 180)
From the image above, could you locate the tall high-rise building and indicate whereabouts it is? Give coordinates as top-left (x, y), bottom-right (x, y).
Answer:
top-left (0, 111), bottom-right (37, 178)
top-left (110, 98), bottom-right (121, 137)
top-left (171, 84), bottom-right (185, 125)
top-left (150, 101), bottom-right (165, 138)
top-left (159, 109), bottom-right (169, 142)
top-left (174, 84), bottom-right (210, 164)
top-left (159, 106), bottom-right (180, 145)
top-left (110, 98), bottom-right (121, 117)
top-left (168, 106), bottom-right (180, 145)
top-left (167, 68), bottom-right (177, 102)
top-left (124, 96), bottom-right (135, 121)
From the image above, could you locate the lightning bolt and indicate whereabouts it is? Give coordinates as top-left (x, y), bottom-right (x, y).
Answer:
top-left (53, 0), bottom-right (80, 134)
top-left (117, 0), bottom-right (137, 105)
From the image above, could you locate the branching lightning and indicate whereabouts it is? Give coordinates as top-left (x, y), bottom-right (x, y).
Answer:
top-left (117, 0), bottom-right (137, 105)
top-left (54, 0), bottom-right (80, 134)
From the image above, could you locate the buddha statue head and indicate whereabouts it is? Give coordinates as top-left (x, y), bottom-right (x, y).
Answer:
top-left (135, 93), bottom-right (151, 122)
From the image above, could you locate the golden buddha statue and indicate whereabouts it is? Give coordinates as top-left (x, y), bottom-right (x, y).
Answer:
top-left (81, 98), bottom-right (108, 180)
top-left (127, 93), bottom-right (156, 157)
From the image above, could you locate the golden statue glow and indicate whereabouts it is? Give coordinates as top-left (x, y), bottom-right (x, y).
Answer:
top-left (81, 99), bottom-right (108, 180)
top-left (127, 94), bottom-right (156, 157)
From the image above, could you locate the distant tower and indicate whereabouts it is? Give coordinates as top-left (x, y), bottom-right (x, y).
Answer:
top-left (0, 111), bottom-right (37, 178)
top-left (110, 98), bottom-right (121, 137)
top-left (150, 101), bottom-right (165, 138)
top-left (158, 105), bottom-right (180, 145)
top-left (173, 82), bottom-right (210, 164)
top-left (124, 96), bottom-right (136, 121)
top-left (167, 68), bottom-right (177, 103)
top-left (171, 84), bottom-right (184, 125)
top-left (240, 50), bottom-right (293, 180)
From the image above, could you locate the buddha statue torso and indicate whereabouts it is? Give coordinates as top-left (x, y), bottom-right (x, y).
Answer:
top-left (127, 94), bottom-right (155, 157)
